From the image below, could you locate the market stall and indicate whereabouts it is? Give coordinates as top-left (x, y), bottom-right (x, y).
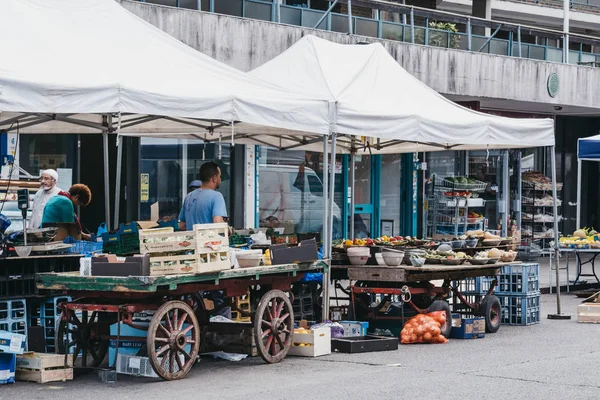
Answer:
top-left (0, 0), bottom-right (336, 382)
top-left (249, 35), bottom-right (562, 324)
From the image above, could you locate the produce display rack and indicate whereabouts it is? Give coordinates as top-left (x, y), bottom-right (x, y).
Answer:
top-left (521, 178), bottom-right (563, 250)
top-left (426, 175), bottom-right (487, 238)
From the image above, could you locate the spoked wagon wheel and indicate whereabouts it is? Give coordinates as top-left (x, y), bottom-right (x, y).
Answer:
top-left (254, 289), bottom-right (294, 364)
top-left (56, 310), bottom-right (109, 368)
top-left (147, 300), bottom-right (200, 381)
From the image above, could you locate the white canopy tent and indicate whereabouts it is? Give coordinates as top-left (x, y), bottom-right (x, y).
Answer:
top-left (0, 0), bottom-right (336, 230)
top-left (249, 35), bottom-right (555, 153)
top-left (250, 36), bottom-right (567, 317)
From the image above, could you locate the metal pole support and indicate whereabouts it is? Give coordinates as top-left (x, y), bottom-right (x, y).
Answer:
top-left (347, 0), bottom-right (353, 34)
top-left (548, 145), bottom-right (571, 320)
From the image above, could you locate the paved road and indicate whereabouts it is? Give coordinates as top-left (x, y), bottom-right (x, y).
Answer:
top-left (2, 293), bottom-right (599, 400)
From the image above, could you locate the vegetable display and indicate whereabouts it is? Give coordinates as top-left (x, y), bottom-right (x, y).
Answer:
top-left (400, 311), bottom-right (448, 344)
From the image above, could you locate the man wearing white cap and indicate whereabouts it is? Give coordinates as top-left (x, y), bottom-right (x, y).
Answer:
top-left (29, 169), bottom-right (62, 229)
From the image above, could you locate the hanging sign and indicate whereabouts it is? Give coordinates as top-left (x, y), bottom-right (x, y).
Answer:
top-left (140, 173), bottom-right (149, 203)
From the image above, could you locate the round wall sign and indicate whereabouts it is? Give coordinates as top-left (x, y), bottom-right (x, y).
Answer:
top-left (547, 73), bottom-right (560, 98)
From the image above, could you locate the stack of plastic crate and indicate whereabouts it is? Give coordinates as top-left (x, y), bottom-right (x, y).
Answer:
top-left (231, 294), bottom-right (251, 323)
top-left (495, 264), bottom-right (540, 326)
top-left (0, 299), bottom-right (27, 336)
top-left (292, 283), bottom-right (317, 321)
top-left (28, 296), bottom-right (71, 353)
top-left (452, 263), bottom-right (540, 325)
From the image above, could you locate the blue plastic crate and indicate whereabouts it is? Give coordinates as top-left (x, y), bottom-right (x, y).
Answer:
top-left (0, 353), bottom-right (16, 384)
top-left (63, 239), bottom-right (103, 256)
top-left (0, 299), bottom-right (27, 336)
top-left (499, 293), bottom-right (540, 326)
top-left (454, 263), bottom-right (539, 296)
top-left (28, 296), bottom-right (71, 353)
top-left (495, 264), bottom-right (539, 295)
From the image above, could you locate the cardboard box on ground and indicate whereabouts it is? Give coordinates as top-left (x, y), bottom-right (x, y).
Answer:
top-left (577, 291), bottom-right (600, 324)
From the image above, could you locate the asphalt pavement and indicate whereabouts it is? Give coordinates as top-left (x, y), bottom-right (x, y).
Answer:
top-left (1, 293), bottom-right (599, 400)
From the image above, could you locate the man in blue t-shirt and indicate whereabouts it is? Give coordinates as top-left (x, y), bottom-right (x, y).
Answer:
top-left (178, 162), bottom-right (227, 230)
top-left (179, 161), bottom-right (230, 318)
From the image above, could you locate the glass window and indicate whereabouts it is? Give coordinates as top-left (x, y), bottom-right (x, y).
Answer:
top-left (258, 148), bottom-right (343, 238)
top-left (380, 154), bottom-right (402, 237)
top-left (214, 0), bottom-right (243, 16)
top-left (139, 138), bottom-right (231, 224)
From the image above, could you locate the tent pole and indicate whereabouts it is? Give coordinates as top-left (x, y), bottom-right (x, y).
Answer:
top-left (322, 136), bottom-right (329, 255)
top-left (323, 132), bottom-right (338, 322)
top-left (113, 135), bottom-right (123, 230)
top-left (350, 149), bottom-right (355, 240)
top-left (103, 130), bottom-right (111, 231)
top-left (548, 145), bottom-right (570, 320)
top-left (321, 135), bottom-right (329, 323)
top-left (576, 158), bottom-right (582, 229)
top-left (347, 0), bottom-right (353, 35)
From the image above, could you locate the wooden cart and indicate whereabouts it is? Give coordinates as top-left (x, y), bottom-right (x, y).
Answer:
top-left (331, 262), bottom-right (521, 337)
top-left (36, 261), bottom-right (327, 380)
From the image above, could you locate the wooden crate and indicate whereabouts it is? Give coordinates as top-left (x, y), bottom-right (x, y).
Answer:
top-left (15, 353), bottom-right (73, 384)
top-left (149, 254), bottom-right (197, 276)
top-left (196, 250), bottom-right (231, 274)
top-left (577, 303), bottom-right (600, 323)
top-left (194, 223), bottom-right (229, 250)
top-left (139, 231), bottom-right (196, 254)
top-left (288, 327), bottom-right (331, 357)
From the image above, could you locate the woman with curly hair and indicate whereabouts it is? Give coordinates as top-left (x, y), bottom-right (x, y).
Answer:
top-left (41, 184), bottom-right (92, 241)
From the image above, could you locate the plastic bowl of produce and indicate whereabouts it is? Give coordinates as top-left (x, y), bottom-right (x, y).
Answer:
top-left (465, 238), bottom-right (478, 248)
top-left (382, 251), bottom-right (405, 266)
top-left (374, 253), bottom-right (387, 266)
top-left (410, 256), bottom-right (426, 267)
top-left (468, 258), bottom-right (490, 265)
top-left (437, 244), bottom-right (453, 253)
top-left (482, 239), bottom-right (501, 247)
top-left (441, 258), bottom-right (466, 266)
top-left (15, 246), bottom-right (32, 257)
top-left (451, 240), bottom-right (465, 249)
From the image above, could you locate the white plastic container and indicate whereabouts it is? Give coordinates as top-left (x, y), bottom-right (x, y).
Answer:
top-left (235, 250), bottom-right (263, 268)
top-left (346, 247), bottom-right (370, 265)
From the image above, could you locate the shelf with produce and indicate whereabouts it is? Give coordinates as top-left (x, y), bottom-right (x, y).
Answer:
top-left (433, 175), bottom-right (488, 192)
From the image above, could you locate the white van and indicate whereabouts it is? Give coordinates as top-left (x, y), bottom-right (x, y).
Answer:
top-left (258, 164), bottom-right (341, 234)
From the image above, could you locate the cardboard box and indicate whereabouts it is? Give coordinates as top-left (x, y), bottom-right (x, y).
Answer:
top-left (108, 323), bottom-right (149, 367)
top-left (288, 327), bottom-right (331, 357)
top-left (16, 352), bottom-right (73, 383)
top-left (340, 321), bottom-right (369, 337)
top-left (577, 303), bottom-right (600, 323)
top-left (0, 331), bottom-right (26, 354)
top-left (270, 239), bottom-right (318, 265)
top-left (450, 314), bottom-right (485, 339)
top-left (0, 353), bottom-right (16, 384)
top-left (92, 254), bottom-right (150, 276)
top-left (577, 291), bottom-right (600, 324)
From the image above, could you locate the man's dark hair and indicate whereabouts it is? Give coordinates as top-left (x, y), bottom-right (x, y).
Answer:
top-left (69, 184), bottom-right (92, 206)
top-left (199, 162), bottom-right (220, 183)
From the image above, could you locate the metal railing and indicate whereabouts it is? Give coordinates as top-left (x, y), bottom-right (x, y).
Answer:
top-left (135, 0), bottom-right (600, 65)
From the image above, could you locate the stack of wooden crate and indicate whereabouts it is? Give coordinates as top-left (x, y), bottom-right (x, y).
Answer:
top-left (138, 223), bottom-right (230, 276)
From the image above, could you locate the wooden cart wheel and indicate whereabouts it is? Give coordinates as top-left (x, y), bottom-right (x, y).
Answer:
top-left (254, 289), bottom-right (294, 364)
top-left (56, 310), bottom-right (109, 368)
top-left (147, 300), bottom-right (200, 381)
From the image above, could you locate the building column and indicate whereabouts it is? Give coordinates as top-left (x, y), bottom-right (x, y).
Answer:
top-left (472, 0), bottom-right (492, 37)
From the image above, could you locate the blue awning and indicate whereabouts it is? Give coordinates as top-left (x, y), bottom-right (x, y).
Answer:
top-left (578, 134), bottom-right (600, 160)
